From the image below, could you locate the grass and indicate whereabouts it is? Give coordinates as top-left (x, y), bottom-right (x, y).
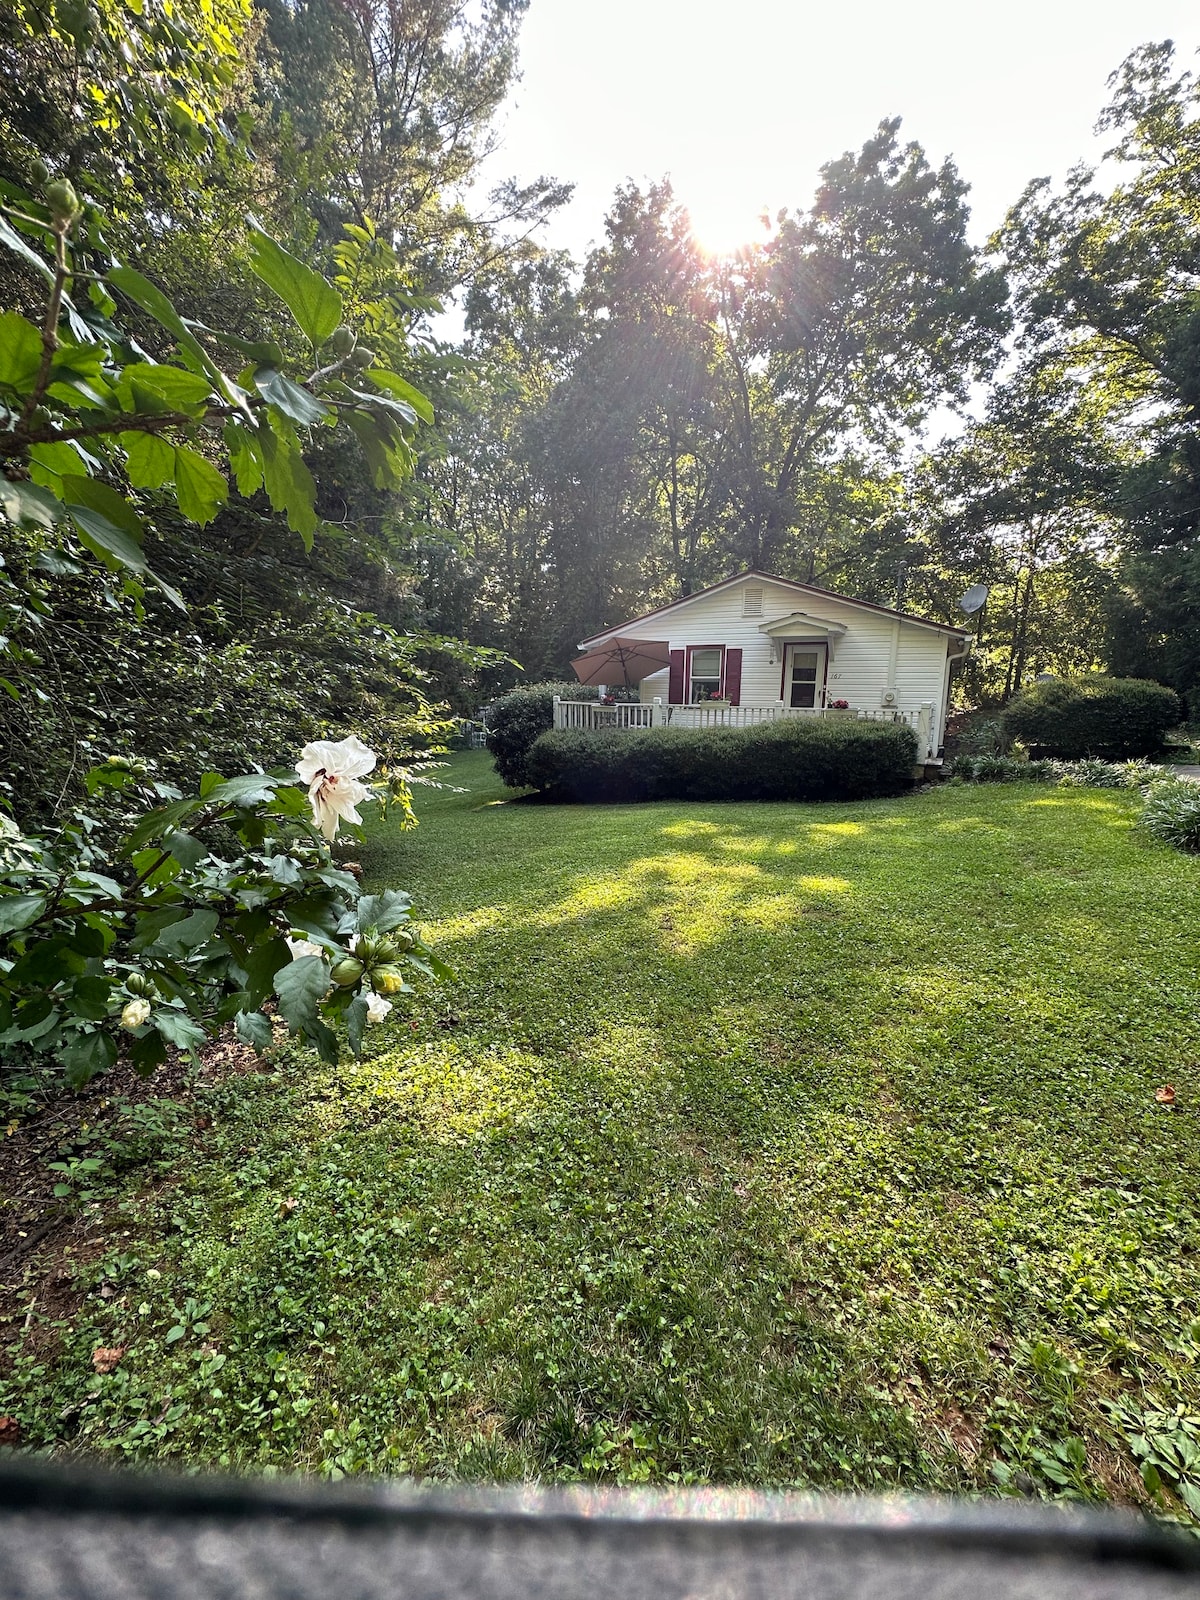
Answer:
top-left (4, 752), bottom-right (1200, 1513)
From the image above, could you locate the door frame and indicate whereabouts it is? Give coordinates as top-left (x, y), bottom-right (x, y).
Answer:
top-left (780, 641), bottom-right (829, 708)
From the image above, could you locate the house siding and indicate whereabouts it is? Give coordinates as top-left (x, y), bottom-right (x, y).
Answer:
top-left (611, 577), bottom-right (955, 743)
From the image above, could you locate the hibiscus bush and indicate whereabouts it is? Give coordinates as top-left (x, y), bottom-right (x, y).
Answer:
top-left (0, 737), bottom-right (446, 1087)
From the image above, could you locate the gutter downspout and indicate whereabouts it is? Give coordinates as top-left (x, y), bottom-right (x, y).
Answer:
top-left (939, 636), bottom-right (972, 755)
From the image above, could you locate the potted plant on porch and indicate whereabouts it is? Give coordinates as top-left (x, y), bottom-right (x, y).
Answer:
top-left (826, 698), bottom-right (858, 718)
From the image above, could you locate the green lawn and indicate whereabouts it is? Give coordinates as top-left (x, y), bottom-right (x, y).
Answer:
top-left (6, 754), bottom-right (1200, 1510)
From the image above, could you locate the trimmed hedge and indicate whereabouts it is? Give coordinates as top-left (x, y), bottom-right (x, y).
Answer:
top-left (486, 681), bottom-right (599, 788)
top-left (1002, 676), bottom-right (1181, 759)
top-left (525, 718), bottom-right (919, 804)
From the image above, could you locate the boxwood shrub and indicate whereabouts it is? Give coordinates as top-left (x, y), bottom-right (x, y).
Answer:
top-left (486, 682), bottom-right (599, 788)
top-left (1002, 676), bottom-right (1181, 759)
top-left (525, 718), bottom-right (919, 803)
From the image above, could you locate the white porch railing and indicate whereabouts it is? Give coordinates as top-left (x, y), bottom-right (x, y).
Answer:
top-left (553, 697), bottom-right (936, 760)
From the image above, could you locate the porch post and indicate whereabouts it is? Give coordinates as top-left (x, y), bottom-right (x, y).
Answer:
top-left (917, 702), bottom-right (933, 760)
top-left (553, 695), bottom-right (562, 731)
top-left (651, 696), bottom-right (663, 727)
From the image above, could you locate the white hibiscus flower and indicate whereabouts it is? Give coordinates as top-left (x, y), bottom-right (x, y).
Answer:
top-left (286, 936), bottom-right (323, 961)
top-left (296, 736), bottom-right (377, 841)
top-left (365, 992), bottom-right (393, 1025)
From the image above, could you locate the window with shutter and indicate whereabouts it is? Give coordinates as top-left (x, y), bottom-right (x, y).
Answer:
top-left (687, 646), bottom-right (724, 702)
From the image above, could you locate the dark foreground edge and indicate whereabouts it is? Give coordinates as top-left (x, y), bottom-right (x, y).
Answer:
top-left (1, 1457), bottom-right (1197, 1599)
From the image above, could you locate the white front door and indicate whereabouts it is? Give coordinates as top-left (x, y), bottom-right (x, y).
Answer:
top-left (784, 643), bottom-right (827, 709)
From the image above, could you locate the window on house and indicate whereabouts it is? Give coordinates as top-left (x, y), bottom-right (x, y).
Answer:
top-left (689, 647), bottom-right (724, 702)
top-left (742, 585), bottom-right (764, 618)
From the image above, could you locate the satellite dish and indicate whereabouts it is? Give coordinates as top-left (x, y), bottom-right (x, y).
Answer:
top-left (959, 582), bottom-right (989, 615)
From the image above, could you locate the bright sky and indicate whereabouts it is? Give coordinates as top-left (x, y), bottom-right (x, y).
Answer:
top-left (482, 0), bottom-right (1200, 258)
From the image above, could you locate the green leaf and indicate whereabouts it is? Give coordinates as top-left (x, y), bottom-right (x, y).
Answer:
top-left (130, 1029), bottom-right (168, 1075)
top-left (122, 431), bottom-right (176, 489)
top-left (243, 935), bottom-right (292, 1008)
top-left (128, 363), bottom-right (215, 409)
top-left (257, 419), bottom-right (318, 545)
top-left (224, 420), bottom-right (264, 496)
top-left (153, 1010), bottom-right (208, 1051)
top-left (68, 505), bottom-right (148, 575)
top-left (107, 264), bottom-right (220, 381)
top-left (0, 214), bottom-right (56, 284)
top-left (28, 439), bottom-right (88, 492)
top-left (125, 796), bottom-right (203, 851)
top-left (0, 477), bottom-right (62, 531)
top-left (246, 220), bottom-right (343, 347)
top-left (0, 311), bottom-right (44, 395)
top-left (153, 908), bottom-right (219, 956)
top-left (173, 445), bottom-right (228, 525)
top-left (273, 952), bottom-right (330, 1033)
top-left (70, 974), bottom-right (113, 1021)
top-left (163, 830), bottom-right (206, 871)
top-left (365, 367), bottom-right (435, 425)
top-left (165, 1324), bottom-right (186, 1343)
top-left (254, 367), bottom-right (333, 426)
top-left (355, 890), bottom-right (412, 934)
top-left (234, 1009), bottom-right (274, 1051)
top-left (187, 322), bottom-right (285, 367)
top-left (204, 772), bottom-right (284, 807)
top-left (0, 891), bottom-right (46, 935)
top-left (345, 994), bottom-right (368, 1057)
top-left (60, 1029), bottom-right (118, 1087)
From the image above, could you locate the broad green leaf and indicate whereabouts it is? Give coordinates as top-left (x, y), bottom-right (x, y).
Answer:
top-left (125, 795), bottom-right (204, 850)
top-left (67, 506), bottom-right (148, 575)
top-left (0, 215), bottom-right (56, 284)
top-left (129, 364), bottom-right (215, 409)
top-left (173, 445), bottom-right (228, 525)
top-left (0, 892), bottom-right (46, 935)
top-left (355, 890), bottom-right (412, 934)
top-left (70, 974), bottom-right (113, 1021)
top-left (365, 367), bottom-right (435, 425)
top-left (153, 1010), bottom-right (208, 1050)
top-left (130, 1029), bottom-right (168, 1075)
top-left (29, 439), bottom-right (87, 492)
top-left (243, 935), bottom-right (292, 1008)
top-left (60, 1029), bottom-right (118, 1087)
top-left (258, 420), bottom-right (317, 545)
top-left (163, 830), bottom-right (206, 870)
top-left (0, 478), bottom-right (61, 531)
top-left (0, 311), bottom-right (44, 394)
top-left (254, 366), bottom-right (333, 426)
top-left (234, 1009), bottom-right (274, 1051)
top-left (122, 431), bottom-right (176, 488)
top-left (153, 908), bottom-right (219, 955)
top-left (224, 421), bottom-right (264, 496)
top-left (188, 322), bottom-right (285, 367)
top-left (61, 474), bottom-right (144, 540)
top-left (204, 772), bottom-right (283, 807)
top-left (345, 994), bottom-right (368, 1057)
top-left (345, 385), bottom-right (417, 426)
top-left (273, 952), bottom-right (330, 1032)
top-left (107, 264), bottom-right (218, 379)
top-left (246, 220), bottom-right (343, 348)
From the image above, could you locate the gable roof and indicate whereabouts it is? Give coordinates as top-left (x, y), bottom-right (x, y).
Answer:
top-left (577, 569), bottom-right (969, 649)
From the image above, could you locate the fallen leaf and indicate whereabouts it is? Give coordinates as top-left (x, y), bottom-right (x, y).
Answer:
top-left (0, 1417), bottom-right (21, 1447)
top-left (342, 861), bottom-right (363, 879)
top-left (278, 1196), bottom-right (299, 1218)
top-left (1156, 1085), bottom-right (1177, 1105)
top-left (91, 1346), bottom-right (126, 1374)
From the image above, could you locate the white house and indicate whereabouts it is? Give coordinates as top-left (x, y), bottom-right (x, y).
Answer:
top-left (559, 570), bottom-right (971, 763)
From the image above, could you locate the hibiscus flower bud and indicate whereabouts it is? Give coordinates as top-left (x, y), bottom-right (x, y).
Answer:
top-left (372, 964), bottom-right (407, 994)
top-left (120, 998), bottom-right (152, 1030)
top-left (329, 956), bottom-right (364, 988)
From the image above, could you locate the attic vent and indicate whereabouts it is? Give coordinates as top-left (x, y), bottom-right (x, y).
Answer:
top-left (742, 585), bottom-right (764, 618)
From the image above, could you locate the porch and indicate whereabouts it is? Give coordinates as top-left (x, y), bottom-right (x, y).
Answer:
top-left (553, 697), bottom-right (938, 760)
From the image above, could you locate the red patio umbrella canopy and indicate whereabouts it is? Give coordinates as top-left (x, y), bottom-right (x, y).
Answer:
top-left (571, 637), bottom-right (672, 688)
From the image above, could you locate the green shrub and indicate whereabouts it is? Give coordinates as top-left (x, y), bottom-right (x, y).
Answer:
top-left (486, 682), bottom-right (598, 788)
top-left (952, 755), bottom-right (1059, 783)
top-left (1139, 778), bottom-right (1200, 851)
top-left (1003, 676), bottom-right (1181, 759)
top-left (525, 718), bottom-right (918, 804)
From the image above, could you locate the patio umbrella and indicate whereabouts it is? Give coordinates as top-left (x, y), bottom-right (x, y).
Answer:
top-left (571, 637), bottom-right (672, 688)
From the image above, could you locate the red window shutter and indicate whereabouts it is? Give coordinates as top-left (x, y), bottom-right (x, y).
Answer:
top-left (668, 649), bottom-right (685, 704)
top-left (724, 647), bottom-right (743, 706)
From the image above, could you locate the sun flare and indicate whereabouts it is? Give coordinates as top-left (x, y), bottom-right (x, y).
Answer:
top-left (684, 193), bottom-right (772, 259)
